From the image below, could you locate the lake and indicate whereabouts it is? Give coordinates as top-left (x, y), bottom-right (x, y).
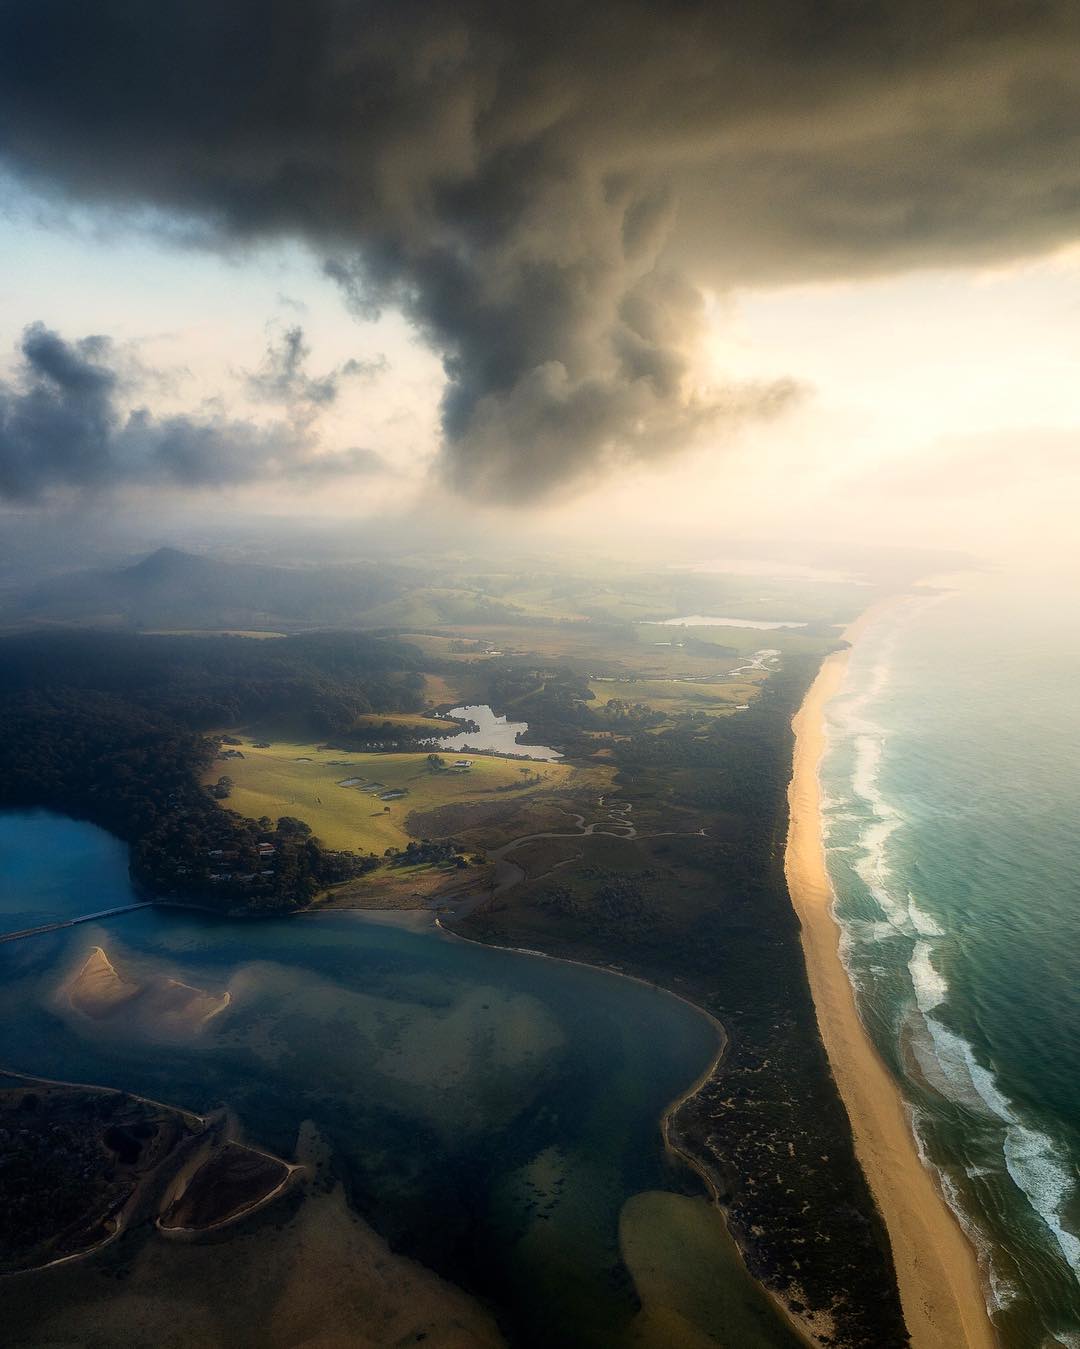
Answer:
top-left (434, 703), bottom-right (562, 760)
top-left (0, 811), bottom-right (799, 1349)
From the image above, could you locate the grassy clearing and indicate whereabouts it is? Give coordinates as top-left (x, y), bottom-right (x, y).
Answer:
top-left (587, 677), bottom-right (761, 717)
top-left (402, 633), bottom-right (502, 661)
top-left (320, 859), bottom-right (490, 910)
top-left (419, 669), bottom-right (492, 707)
top-left (351, 712), bottom-right (451, 733)
top-left (210, 739), bottom-right (580, 853)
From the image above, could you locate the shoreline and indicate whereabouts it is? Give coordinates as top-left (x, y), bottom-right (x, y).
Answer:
top-left (0, 1068), bottom-right (300, 1272)
top-left (785, 599), bottom-right (999, 1349)
top-left (432, 916), bottom-right (819, 1347)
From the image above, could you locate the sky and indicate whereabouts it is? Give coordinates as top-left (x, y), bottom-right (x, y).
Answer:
top-left (0, 0), bottom-right (1078, 571)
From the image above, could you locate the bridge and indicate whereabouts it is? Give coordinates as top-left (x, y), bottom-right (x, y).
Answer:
top-left (0, 903), bottom-right (154, 945)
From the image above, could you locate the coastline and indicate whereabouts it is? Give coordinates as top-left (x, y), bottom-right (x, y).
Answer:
top-left (785, 603), bottom-right (998, 1349)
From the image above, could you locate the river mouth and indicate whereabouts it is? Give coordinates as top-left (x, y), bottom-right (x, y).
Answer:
top-left (0, 810), bottom-right (803, 1348)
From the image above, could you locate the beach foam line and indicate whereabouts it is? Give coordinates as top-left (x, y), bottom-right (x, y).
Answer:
top-left (909, 940), bottom-right (949, 1014)
top-left (917, 1005), bottom-right (1080, 1284)
top-left (786, 596), bottom-right (999, 1349)
top-left (830, 605), bottom-right (1080, 1297)
top-left (908, 892), bottom-right (945, 937)
top-left (1003, 1117), bottom-right (1080, 1282)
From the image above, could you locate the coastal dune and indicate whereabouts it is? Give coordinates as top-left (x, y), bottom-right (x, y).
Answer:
top-left (786, 627), bottom-right (998, 1349)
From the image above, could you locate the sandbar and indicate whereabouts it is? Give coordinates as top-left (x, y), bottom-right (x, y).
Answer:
top-left (63, 945), bottom-right (230, 1034)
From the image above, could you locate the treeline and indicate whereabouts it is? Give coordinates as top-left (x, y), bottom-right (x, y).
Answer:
top-left (0, 631), bottom-right (426, 736)
top-left (0, 631), bottom-right (421, 911)
top-left (613, 659), bottom-right (819, 818)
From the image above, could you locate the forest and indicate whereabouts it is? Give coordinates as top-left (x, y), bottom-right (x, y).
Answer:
top-left (0, 631), bottom-right (421, 910)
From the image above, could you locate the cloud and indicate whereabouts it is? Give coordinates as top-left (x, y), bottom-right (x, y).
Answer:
top-left (0, 323), bottom-right (390, 501)
top-left (244, 325), bottom-right (386, 409)
top-left (1, 2), bottom-right (1079, 498)
top-left (287, 446), bottom-right (392, 479)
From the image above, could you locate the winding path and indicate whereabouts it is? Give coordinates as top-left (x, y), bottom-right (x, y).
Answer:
top-left (484, 796), bottom-right (706, 897)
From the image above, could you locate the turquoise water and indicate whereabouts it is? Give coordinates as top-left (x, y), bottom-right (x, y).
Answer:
top-left (0, 811), bottom-right (798, 1348)
top-left (822, 578), bottom-right (1080, 1348)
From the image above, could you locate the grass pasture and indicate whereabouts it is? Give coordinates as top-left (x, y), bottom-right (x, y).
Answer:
top-left (415, 621), bottom-right (840, 681)
top-left (587, 676), bottom-right (762, 719)
top-left (210, 739), bottom-right (579, 854)
top-left (351, 712), bottom-right (451, 735)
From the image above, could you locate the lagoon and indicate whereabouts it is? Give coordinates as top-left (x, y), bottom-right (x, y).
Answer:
top-left (0, 811), bottom-right (798, 1348)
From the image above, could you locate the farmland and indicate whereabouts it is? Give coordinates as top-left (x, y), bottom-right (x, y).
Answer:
top-left (211, 739), bottom-right (581, 853)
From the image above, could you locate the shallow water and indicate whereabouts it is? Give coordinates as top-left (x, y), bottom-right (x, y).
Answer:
top-left (0, 812), bottom-right (798, 1348)
top-left (822, 579), bottom-right (1080, 1348)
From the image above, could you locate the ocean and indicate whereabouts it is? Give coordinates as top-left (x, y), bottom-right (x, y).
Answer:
top-left (821, 575), bottom-right (1080, 1348)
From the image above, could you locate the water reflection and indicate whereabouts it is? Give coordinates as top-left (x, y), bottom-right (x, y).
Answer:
top-left (433, 704), bottom-right (562, 760)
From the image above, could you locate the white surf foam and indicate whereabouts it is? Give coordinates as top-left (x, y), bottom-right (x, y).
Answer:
top-left (919, 1013), bottom-right (1080, 1286)
top-left (907, 892), bottom-right (945, 937)
top-left (823, 591), bottom-right (1080, 1316)
top-left (909, 940), bottom-right (948, 1013)
top-left (1003, 1128), bottom-right (1080, 1281)
top-left (911, 1106), bottom-right (1019, 1313)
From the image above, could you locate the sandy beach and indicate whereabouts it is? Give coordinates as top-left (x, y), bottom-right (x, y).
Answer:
top-left (785, 609), bottom-right (999, 1349)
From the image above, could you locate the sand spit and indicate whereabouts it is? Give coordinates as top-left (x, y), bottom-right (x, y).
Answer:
top-left (0, 1122), bottom-right (506, 1349)
top-left (63, 946), bottom-right (230, 1035)
top-left (785, 611), bottom-right (998, 1349)
top-left (157, 1139), bottom-right (300, 1236)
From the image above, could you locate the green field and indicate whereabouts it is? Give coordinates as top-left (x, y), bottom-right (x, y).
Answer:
top-left (212, 740), bottom-right (579, 853)
top-left (587, 676), bottom-right (762, 718)
top-left (351, 711), bottom-right (452, 734)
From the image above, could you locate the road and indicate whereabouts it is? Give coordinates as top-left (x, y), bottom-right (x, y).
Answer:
top-left (0, 903), bottom-right (153, 944)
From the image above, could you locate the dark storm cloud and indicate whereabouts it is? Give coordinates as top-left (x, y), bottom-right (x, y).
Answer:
top-left (2, 1), bottom-right (1079, 498)
top-left (0, 323), bottom-right (388, 501)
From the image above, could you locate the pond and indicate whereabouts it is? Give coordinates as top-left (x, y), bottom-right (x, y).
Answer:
top-left (433, 703), bottom-right (562, 760)
top-left (0, 812), bottom-right (800, 1349)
